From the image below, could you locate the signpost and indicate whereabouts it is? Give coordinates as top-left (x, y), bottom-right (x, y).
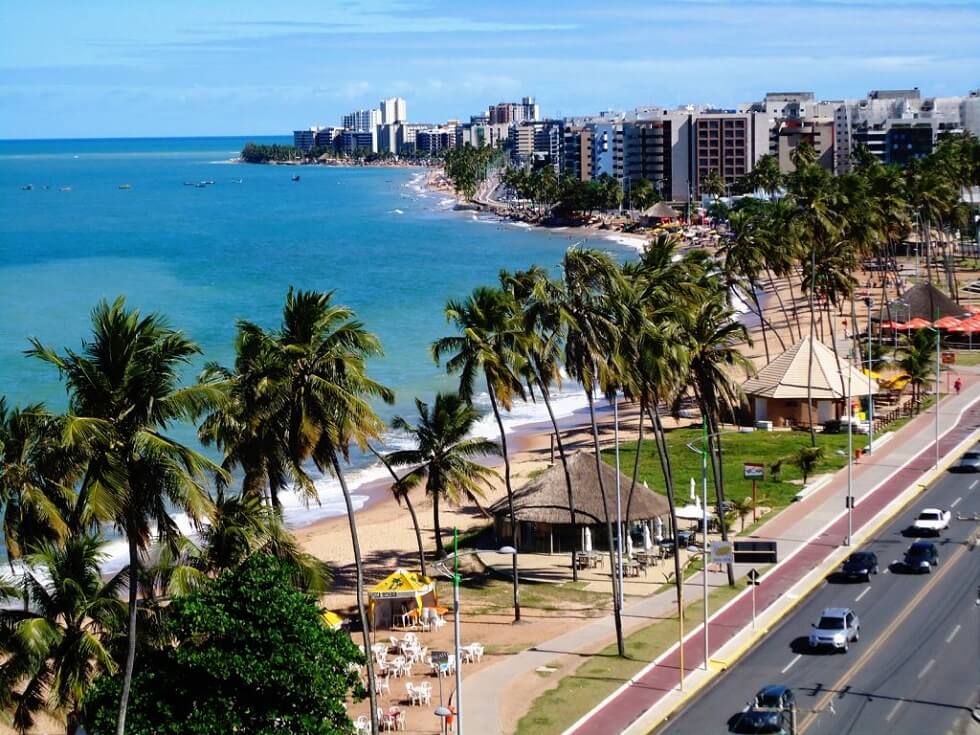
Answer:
top-left (710, 540), bottom-right (734, 565)
top-left (743, 463), bottom-right (764, 521)
top-left (747, 568), bottom-right (761, 629)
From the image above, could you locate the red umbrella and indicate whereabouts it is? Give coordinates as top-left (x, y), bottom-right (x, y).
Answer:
top-left (880, 320), bottom-right (907, 330)
top-left (965, 304), bottom-right (980, 314)
top-left (933, 315), bottom-right (963, 329)
top-left (906, 317), bottom-right (934, 329)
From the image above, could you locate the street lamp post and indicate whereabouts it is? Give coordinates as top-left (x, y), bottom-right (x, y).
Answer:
top-left (613, 395), bottom-right (624, 609)
top-left (864, 297), bottom-right (875, 454)
top-left (434, 539), bottom-right (518, 735)
top-left (701, 418), bottom-right (709, 670)
top-left (845, 320), bottom-right (854, 546)
top-left (935, 327), bottom-right (941, 468)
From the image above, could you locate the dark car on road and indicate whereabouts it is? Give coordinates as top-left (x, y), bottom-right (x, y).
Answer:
top-left (954, 450), bottom-right (980, 472)
top-left (840, 551), bottom-right (879, 581)
top-left (730, 685), bottom-right (796, 734)
top-left (903, 541), bottom-right (939, 573)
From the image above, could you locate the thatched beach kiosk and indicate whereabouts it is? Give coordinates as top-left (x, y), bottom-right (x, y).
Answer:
top-left (489, 451), bottom-right (670, 554)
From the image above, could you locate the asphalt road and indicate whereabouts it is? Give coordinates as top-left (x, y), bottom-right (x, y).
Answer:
top-left (656, 453), bottom-right (980, 735)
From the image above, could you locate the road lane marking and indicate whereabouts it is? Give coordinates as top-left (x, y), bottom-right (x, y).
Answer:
top-left (945, 624), bottom-right (961, 644)
top-left (969, 480), bottom-right (977, 489)
top-left (855, 587), bottom-right (871, 602)
top-left (885, 700), bottom-right (904, 722)
top-left (917, 659), bottom-right (935, 679)
top-left (781, 654), bottom-right (802, 674)
top-left (951, 496), bottom-right (962, 508)
top-left (798, 544), bottom-right (969, 733)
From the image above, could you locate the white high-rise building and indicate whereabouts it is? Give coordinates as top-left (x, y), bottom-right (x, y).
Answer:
top-left (380, 97), bottom-right (407, 125)
top-left (342, 108), bottom-right (382, 132)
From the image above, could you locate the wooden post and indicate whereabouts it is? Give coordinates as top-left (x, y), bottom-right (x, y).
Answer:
top-left (752, 478), bottom-right (757, 522)
top-left (550, 433), bottom-right (556, 465)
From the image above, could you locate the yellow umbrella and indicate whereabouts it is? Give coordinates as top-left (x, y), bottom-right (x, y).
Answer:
top-left (322, 610), bottom-right (344, 630)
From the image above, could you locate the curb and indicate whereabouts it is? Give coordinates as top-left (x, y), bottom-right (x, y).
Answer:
top-left (573, 394), bottom-right (980, 735)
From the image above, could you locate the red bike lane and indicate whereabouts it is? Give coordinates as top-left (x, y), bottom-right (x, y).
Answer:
top-left (572, 403), bottom-right (980, 735)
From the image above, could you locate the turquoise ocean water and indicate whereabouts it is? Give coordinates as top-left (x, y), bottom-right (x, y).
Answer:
top-left (0, 136), bottom-right (632, 554)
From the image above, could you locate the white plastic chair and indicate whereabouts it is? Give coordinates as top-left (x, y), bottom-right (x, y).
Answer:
top-left (417, 682), bottom-right (432, 705)
top-left (406, 682), bottom-right (421, 706)
top-left (354, 715), bottom-right (370, 733)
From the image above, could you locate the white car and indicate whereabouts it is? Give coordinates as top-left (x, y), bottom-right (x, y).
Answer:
top-left (911, 508), bottom-right (951, 535)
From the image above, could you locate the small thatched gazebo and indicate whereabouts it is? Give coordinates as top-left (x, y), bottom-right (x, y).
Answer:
top-left (489, 451), bottom-right (670, 554)
top-left (878, 282), bottom-right (967, 323)
top-left (640, 201), bottom-right (681, 223)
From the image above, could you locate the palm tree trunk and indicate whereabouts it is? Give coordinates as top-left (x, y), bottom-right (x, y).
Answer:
top-left (765, 268), bottom-right (798, 342)
top-left (806, 248), bottom-right (818, 447)
top-left (370, 446), bottom-right (427, 577)
top-left (648, 404), bottom-right (685, 659)
top-left (624, 397), bottom-right (646, 527)
top-left (704, 411), bottom-right (736, 586)
top-left (116, 530), bottom-right (139, 735)
top-left (538, 378), bottom-right (579, 582)
top-left (585, 387), bottom-right (625, 657)
top-left (432, 489), bottom-right (445, 558)
top-left (486, 377), bottom-right (520, 622)
top-left (330, 453), bottom-right (379, 735)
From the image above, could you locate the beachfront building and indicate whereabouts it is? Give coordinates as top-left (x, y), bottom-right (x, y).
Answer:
top-left (488, 96), bottom-right (539, 125)
top-left (509, 120), bottom-right (563, 170)
top-left (488, 451), bottom-right (670, 554)
top-left (742, 336), bottom-right (879, 429)
top-left (777, 118), bottom-right (835, 173)
top-left (338, 129), bottom-right (376, 155)
top-left (380, 97), bottom-right (407, 124)
top-left (293, 127), bottom-right (320, 153)
top-left (456, 121), bottom-right (510, 149)
top-left (415, 126), bottom-right (457, 154)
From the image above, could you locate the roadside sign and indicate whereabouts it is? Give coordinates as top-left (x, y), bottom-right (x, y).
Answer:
top-left (743, 463), bottom-right (764, 480)
top-left (734, 540), bottom-right (778, 564)
top-left (711, 540), bottom-right (734, 565)
top-left (747, 568), bottom-right (761, 585)
top-left (431, 650), bottom-right (449, 664)
top-left (942, 352), bottom-right (956, 365)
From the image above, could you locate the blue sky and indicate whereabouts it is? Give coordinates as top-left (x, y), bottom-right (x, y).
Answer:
top-left (2, 0), bottom-right (979, 139)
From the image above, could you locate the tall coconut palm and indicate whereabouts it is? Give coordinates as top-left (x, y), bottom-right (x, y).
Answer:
top-left (270, 288), bottom-right (393, 735)
top-left (682, 292), bottom-right (754, 586)
top-left (559, 247), bottom-right (627, 656)
top-left (0, 401), bottom-right (74, 573)
top-left (432, 286), bottom-right (527, 621)
top-left (0, 534), bottom-right (126, 735)
top-left (28, 297), bottom-right (224, 735)
top-left (500, 266), bottom-right (582, 581)
top-left (197, 323), bottom-right (298, 509)
top-left (385, 393), bottom-right (500, 557)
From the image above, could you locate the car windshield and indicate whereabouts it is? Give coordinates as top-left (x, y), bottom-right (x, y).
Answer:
top-left (963, 452), bottom-right (980, 460)
top-left (756, 692), bottom-right (783, 708)
top-left (907, 545), bottom-right (930, 557)
top-left (846, 553), bottom-right (871, 565)
top-left (817, 616), bottom-right (845, 629)
top-left (918, 512), bottom-right (940, 521)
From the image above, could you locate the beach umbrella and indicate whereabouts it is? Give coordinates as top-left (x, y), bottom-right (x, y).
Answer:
top-left (880, 320), bottom-right (906, 330)
top-left (654, 516), bottom-right (664, 542)
top-left (906, 317), bottom-right (933, 329)
top-left (643, 523), bottom-right (653, 550)
top-left (584, 527), bottom-right (593, 552)
top-left (965, 304), bottom-right (980, 314)
top-left (933, 315), bottom-right (963, 329)
top-left (690, 477), bottom-right (696, 502)
top-left (626, 534), bottom-right (634, 558)
top-left (322, 610), bottom-right (344, 630)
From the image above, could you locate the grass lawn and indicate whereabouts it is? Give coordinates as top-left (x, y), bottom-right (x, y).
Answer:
top-left (436, 577), bottom-right (612, 618)
top-left (604, 426), bottom-right (855, 514)
top-left (515, 580), bottom-right (748, 735)
top-left (952, 350), bottom-right (980, 367)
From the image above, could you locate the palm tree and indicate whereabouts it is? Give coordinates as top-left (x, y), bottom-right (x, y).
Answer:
top-left (558, 247), bottom-right (627, 656)
top-left (701, 169), bottom-right (727, 201)
top-left (790, 446), bottom-right (824, 485)
top-left (198, 323), bottom-right (298, 509)
top-left (0, 401), bottom-right (74, 573)
top-left (897, 330), bottom-right (938, 402)
top-left (271, 288), bottom-right (393, 735)
top-left (0, 534), bottom-right (126, 735)
top-left (432, 286), bottom-right (526, 621)
top-left (682, 292), bottom-right (754, 586)
top-left (28, 297), bottom-right (223, 735)
top-left (500, 266), bottom-right (582, 581)
top-left (385, 393), bottom-right (500, 557)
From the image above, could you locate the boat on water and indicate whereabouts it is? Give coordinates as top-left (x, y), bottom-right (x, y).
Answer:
top-left (194, 182), bottom-right (207, 188)
top-left (60, 186), bottom-right (71, 192)
top-left (291, 175), bottom-right (301, 182)
top-left (118, 184), bottom-right (132, 190)
top-left (21, 184), bottom-right (33, 191)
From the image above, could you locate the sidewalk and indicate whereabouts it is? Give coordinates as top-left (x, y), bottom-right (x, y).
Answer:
top-left (569, 376), bottom-right (980, 735)
top-left (463, 374), bottom-right (980, 735)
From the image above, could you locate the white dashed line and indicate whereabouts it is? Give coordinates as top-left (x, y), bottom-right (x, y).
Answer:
top-left (951, 496), bottom-right (962, 508)
top-left (855, 587), bottom-right (871, 602)
top-left (885, 700), bottom-right (904, 722)
top-left (917, 659), bottom-right (936, 679)
top-left (946, 624), bottom-right (962, 644)
top-left (969, 480), bottom-right (977, 490)
top-left (781, 654), bottom-right (802, 674)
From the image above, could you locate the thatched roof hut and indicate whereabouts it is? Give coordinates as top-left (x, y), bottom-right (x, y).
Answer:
top-left (640, 201), bottom-right (681, 220)
top-left (489, 451), bottom-right (670, 553)
top-left (489, 451), bottom-right (669, 526)
top-left (878, 282), bottom-right (966, 323)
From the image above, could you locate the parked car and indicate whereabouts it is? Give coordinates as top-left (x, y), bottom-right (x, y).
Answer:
top-left (911, 508), bottom-right (951, 535)
top-left (840, 551), bottom-right (879, 581)
top-left (731, 685), bottom-right (796, 734)
top-left (809, 607), bottom-right (860, 652)
top-left (903, 541), bottom-right (939, 573)
top-left (955, 450), bottom-right (980, 472)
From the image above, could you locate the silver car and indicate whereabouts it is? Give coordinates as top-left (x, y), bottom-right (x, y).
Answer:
top-left (809, 607), bottom-right (860, 652)
top-left (955, 450), bottom-right (980, 472)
